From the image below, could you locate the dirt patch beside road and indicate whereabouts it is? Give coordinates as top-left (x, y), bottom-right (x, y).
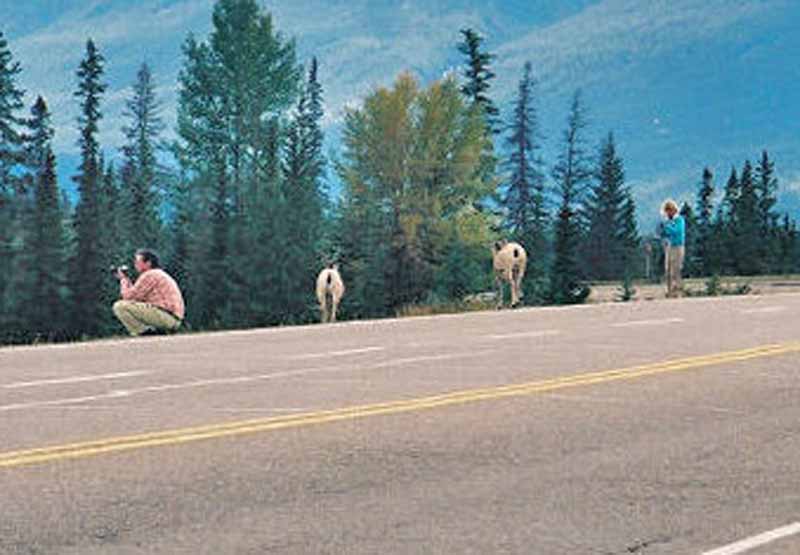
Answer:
top-left (589, 276), bottom-right (800, 303)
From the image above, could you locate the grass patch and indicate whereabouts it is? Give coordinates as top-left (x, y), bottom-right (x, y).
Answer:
top-left (683, 275), bottom-right (753, 297)
top-left (395, 299), bottom-right (496, 318)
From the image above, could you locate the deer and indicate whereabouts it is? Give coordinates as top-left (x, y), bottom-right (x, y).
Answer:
top-left (492, 240), bottom-right (527, 309)
top-left (316, 263), bottom-right (345, 323)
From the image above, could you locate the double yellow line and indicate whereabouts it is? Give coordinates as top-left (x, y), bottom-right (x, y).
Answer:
top-left (2, 342), bottom-right (798, 469)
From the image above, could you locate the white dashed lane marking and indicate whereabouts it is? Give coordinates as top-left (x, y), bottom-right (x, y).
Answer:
top-left (2, 371), bottom-right (152, 389)
top-left (612, 318), bottom-right (684, 328)
top-left (701, 522), bottom-right (800, 555)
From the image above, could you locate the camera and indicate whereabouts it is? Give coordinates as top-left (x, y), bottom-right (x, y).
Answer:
top-left (110, 265), bottom-right (129, 275)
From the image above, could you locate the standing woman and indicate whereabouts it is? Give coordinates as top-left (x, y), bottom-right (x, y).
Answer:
top-left (661, 200), bottom-right (686, 298)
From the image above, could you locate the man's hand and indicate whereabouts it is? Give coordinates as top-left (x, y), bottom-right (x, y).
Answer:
top-left (117, 270), bottom-right (132, 293)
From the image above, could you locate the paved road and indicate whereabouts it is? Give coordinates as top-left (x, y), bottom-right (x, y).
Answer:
top-left (1, 294), bottom-right (799, 554)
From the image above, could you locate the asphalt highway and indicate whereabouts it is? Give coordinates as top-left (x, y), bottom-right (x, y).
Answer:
top-left (1, 293), bottom-right (799, 554)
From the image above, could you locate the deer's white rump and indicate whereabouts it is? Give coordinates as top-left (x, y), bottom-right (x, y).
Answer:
top-left (316, 265), bottom-right (345, 323)
top-left (492, 240), bottom-right (527, 308)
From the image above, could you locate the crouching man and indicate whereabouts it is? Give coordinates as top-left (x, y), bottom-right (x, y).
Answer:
top-left (113, 249), bottom-right (185, 336)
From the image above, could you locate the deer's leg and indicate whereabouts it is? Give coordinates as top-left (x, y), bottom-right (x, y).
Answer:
top-left (505, 270), bottom-right (515, 307)
top-left (511, 268), bottom-right (523, 307)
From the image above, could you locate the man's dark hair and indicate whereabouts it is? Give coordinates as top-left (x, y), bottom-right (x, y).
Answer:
top-left (135, 248), bottom-right (161, 269)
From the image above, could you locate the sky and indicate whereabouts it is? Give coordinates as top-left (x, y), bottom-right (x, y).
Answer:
top-left (2, 0), bottom-right (799, 231)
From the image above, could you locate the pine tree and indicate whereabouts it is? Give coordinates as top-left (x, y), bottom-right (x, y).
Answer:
top-left (707, 205), bottom-right (727, 275)
top-left (755, 150), bottom-right (779, 272)
top-left (720, 167), bottom-right (740, 274)
top-left (0, 31), bottom-right (26, 341)
top-left (214, 0), bottom-right (298, 327)
top-left (164, 165), bottom-right (193, 311)
top-left (734, 160), bottom-right (761, 275)
top-left (99, 160), bottom-right (125, 334)
top-left (23, 98), bottom-right (54, 175)
top-left (550, 91), bottom-right (592, 304)
top-left (176, 34), bottom-right (228, 328)
top-left (121, 62), bottom-right (164, 254)
top-left (281, 57), bottom-right (326, 323)
top-left (790, 219), bottom-right (800, 274)
top-left (501, 61), bottom-right (548, 301)
top-left (176, 0), bottom-right (301, 328)
top-left (457, 28), bottom-right (500, 135)
top-left (457, 28), bottom-right (500, 191)
top-left (32, 152), bottom-right (66, 337)
top-left (614, 191), bottom-right (640, 301)
top-left (70, 39), bottom-right (108, 338)
top-left (777, 214), bottom-right (798, 274)
top-left (695, 167), bottom-right (715, 276)
top-left (680, 201), bottom-right (698, 276)
top-left (206, 160), bottom-right (231, 328)
top-left (16, 97), bottom-right (67, 340)
top-left (618, 190), bottom-right (640, 276)
top-left (0, 30), bottom-right (24, 182)
top-left (792, 220), bottom-right (800, 273)
top-left (723, 166), bottom-right (740, 219)
top-left (583, 133), bottom-right (628, 281)
top-left (335, 181), bottom-right (391, 319)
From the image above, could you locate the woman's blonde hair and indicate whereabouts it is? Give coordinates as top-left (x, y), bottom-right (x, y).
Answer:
top-left (661, 199), bottom-right (679, 217)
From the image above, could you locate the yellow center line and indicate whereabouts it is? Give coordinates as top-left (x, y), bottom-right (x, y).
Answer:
top-left (2, 342), bottom-right (799, 469)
